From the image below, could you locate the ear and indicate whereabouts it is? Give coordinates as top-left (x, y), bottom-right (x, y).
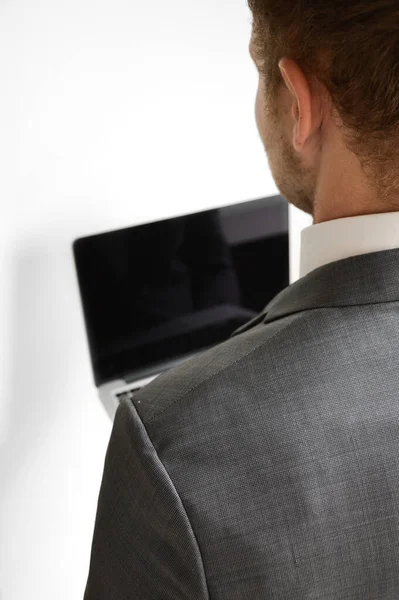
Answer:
top-left (278, 58), bottom-right (314, 153)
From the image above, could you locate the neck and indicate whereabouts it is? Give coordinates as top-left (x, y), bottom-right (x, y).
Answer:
top-left (313, 140), bottom-right (376, 224)
top-left (311, 128), bottom-right (399, 224)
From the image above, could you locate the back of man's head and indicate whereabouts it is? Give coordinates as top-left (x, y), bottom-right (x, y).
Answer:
top-left (249, 0), bottom-right (399, 221)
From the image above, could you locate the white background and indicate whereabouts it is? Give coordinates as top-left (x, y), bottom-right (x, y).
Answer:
top-left (0, 1), bottom-right (312, 598)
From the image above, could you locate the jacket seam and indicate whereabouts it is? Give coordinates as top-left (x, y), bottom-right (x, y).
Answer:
top-left (132, 404), bottom-right (211, 600)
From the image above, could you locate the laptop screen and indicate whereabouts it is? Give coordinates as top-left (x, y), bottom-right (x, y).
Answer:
top-left (73, 195), bottom-right (289, 386)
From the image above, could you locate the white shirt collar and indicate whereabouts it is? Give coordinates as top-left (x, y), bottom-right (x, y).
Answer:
top-left (300, 211), bottom-right (399, 279)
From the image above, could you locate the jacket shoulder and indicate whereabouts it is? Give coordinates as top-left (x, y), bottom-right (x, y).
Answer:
top-left (132, 310), bottom-right (306, 425)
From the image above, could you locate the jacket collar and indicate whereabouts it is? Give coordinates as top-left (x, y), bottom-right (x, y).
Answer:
top-left (231, 247), bottom-right (399, 337)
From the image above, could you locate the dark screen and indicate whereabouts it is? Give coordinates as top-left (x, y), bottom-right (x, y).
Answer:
top-left (73, 196), bottom-right (289, 385)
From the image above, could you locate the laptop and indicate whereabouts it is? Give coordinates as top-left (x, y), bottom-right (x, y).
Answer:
top-left (73, 195), bottom-right (289, 420)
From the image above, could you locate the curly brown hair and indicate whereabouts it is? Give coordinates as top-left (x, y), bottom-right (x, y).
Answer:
top-left (248, 0), bottom-right (399, 200)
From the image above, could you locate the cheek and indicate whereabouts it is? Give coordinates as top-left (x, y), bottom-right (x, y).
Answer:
top-left (255, 82), bottom-right (264, 135)
top-left (255, 76), bottom-right (273, 139)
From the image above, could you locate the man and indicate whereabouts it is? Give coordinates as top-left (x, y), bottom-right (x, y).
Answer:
top-left (84, 0), bottom-right (399, 598)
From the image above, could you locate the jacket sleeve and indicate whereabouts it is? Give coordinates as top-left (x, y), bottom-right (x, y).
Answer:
top-left (84, 399), bottom-right (209, 600)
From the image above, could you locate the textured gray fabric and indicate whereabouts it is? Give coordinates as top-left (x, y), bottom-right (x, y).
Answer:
top-left (85, 247), bottom-right (399, 599)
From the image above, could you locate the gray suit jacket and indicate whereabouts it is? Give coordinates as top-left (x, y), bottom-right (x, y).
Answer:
top-left (84, 248), bottom-right (399, 599)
